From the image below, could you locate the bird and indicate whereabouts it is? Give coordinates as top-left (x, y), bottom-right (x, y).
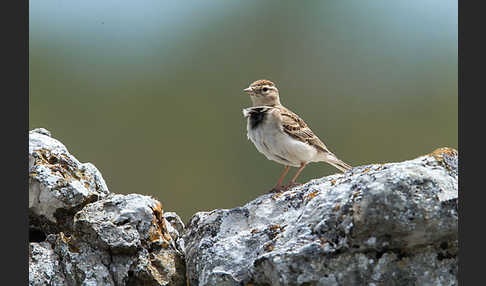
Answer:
top-left (242, 79), bottom-right (352, 192)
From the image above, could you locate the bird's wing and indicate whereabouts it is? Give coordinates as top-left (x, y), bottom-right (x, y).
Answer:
top-left (277, 106), bottom-right (331, 154)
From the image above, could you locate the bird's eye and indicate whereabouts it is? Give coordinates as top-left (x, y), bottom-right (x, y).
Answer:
top-left (262, 87), bottom-right (268, 92)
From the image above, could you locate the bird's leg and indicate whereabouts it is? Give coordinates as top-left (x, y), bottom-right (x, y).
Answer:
top-left (276, 165), bottom-right (291, 187)
top-left (287, 162), bottom-right (307, 188)
top-left (269, 165), bottom-right (290, 193)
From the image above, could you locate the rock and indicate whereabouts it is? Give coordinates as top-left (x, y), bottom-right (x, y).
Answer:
top-left (74, 194), bottom-right (173, 253)
top-left (29, 238), bottom-right (67, 286)
top-left (29, 129), bottom-right (110, 235)
top-left (164, 211), bottom-right (186, 254)
top-left (164, 212), bottom-right (185, 238)
top-left (28, 129), bottom-right (186, 286)
top-left (183, 148), bottom-right (458, 286)
top-left (29, 128), bottom-right (458, 285)
top-left (53, 194), bottom-right (186, 286)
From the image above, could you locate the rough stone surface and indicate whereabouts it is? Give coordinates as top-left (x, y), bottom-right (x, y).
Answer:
top-left (50, 194), bottom-right (186, 286)
top-left (29, 128), bottom-right (110, 235)
top-left (164, 211), bottom-right (186, 254)
top-left (183, 148), bottom-right (458, 286)
top-left (28, 129), bottom-right (186, 286)
top-left (29, 128), bottom-right (458, 286)
top-left (29, 238), bottom-right (67, 286)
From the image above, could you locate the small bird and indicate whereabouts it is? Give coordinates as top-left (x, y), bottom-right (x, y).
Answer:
top-left (242, 79), bottom-right (352, 192)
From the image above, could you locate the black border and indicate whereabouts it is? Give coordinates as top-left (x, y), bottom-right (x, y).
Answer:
top-left (459, 0), bottom-right (482, 285)
top-left (18, 1), bottom-right (467, 284)
top-left (2, 0), bottom-right (29, 283)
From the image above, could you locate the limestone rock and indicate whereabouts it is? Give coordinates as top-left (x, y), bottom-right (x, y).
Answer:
top-left (29, 128), bottom-right (110, 235)
top-left (183, 148), bottom-right (458, 286)
top-left (29, 194), bottom-right (186, 286)
top-left (29, 238), bottom-right (67, 286)
top-left (28, 129), bottom-right (186, 286)
top-left (53, 194), bottom-right (186, 286)
top-left (28, 128), bottom-right (458, 285)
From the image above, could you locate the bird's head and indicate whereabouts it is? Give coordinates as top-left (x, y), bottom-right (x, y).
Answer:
top-left (243, 79), bottom-right (281, 106)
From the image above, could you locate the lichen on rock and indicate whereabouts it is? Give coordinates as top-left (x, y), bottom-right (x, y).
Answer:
top-left (28, 129), bottom-right (186, 286)
top-left (183, 149), bottom-right (458, 286)
top-left (29, 128), bottom-right (110, 235)
top-left (28, 128), bottom-right (458, 286)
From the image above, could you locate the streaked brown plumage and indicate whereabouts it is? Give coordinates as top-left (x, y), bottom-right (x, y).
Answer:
top-left (243, 79), bottom-right (352, 192)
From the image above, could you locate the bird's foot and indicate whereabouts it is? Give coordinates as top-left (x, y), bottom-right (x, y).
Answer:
top-left (286, 182), bottom-right (302, 189)
top-left (269, 185), bottom-right (288, 193)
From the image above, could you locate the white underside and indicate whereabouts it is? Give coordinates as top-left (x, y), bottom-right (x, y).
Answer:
top-left (246, 111), bottom-right (324, 167)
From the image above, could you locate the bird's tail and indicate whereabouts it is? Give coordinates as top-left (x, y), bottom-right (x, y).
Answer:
top-left (325, 153), bottom-right (352, 173)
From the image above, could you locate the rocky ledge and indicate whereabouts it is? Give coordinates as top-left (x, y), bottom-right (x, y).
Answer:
top-left (29, 129), bottom-right (186, 285)
top-left (29, 128), bottom-right (458, 286)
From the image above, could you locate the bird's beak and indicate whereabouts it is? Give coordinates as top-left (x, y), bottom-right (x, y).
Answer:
top-left (243, 87), bottom-right (252, 93)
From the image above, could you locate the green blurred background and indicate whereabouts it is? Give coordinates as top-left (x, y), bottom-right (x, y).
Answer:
top-left (29, 1), bottom-right (457, 223)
